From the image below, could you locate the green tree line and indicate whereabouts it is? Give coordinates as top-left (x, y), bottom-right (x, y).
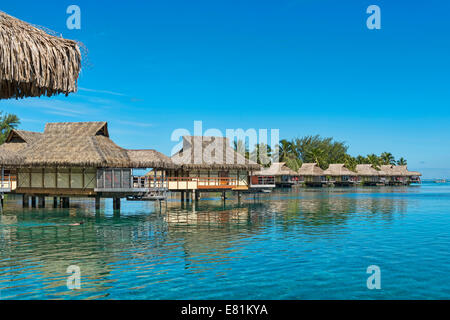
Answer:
top-left (234, 134), bottom-right (407, 171)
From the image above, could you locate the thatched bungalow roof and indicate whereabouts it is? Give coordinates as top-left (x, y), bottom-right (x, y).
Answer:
top-left (0, 122), bottom-right (175, 168)
top-left (171, 136), bottom-right (260, 171)
top-left (324, 164), bottom-right (356, 176)
top-left (0, 11), bottom-right (81, 99)
top-left (355, 164), bottom-right (381, 176)
top-left (0, 129), bottom-right (43, 165)
top-left (298, 163), bottom-right (325, 176)
top-left (254, 162), bottom-right (298, 176)
top-left (380, 165), bottom-right (421, 177)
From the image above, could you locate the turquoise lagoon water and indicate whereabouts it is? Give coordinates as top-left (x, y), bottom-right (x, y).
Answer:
top-left (1, 183), bottom-right (450, 300)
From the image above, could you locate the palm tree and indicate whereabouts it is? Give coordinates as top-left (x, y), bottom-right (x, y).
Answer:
top-left (279, 139), bottom-right (294, 162)
top-left (356, 155), bottom-right (368, 164)
top-left (380, 152), bottom-right (396, 165)
top-left (250, 143), bottom-right (272, 167)
top-left (397, 157), bottom-right (407, 165)
top-left (0, 111), bottom-right (20, 144)
top-left (344, 155), bottom-right (357, 171)
top-left (367, 154), bottom-right (381, 168)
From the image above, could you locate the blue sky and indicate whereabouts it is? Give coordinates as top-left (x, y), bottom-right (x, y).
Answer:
top-left (1, 0), bottom-right (450, 178)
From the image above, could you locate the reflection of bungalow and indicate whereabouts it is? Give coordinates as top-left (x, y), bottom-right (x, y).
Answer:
top-left (355, 164), bottom-right (383, 186)
top-left (380, 165), bottom-right (421, 185)
top-left (0, 122), bottom-right (174, 210)
top-left (252, 162), bottom-right (298, 188)
top-left (297, 163), bottom-right (326, 187)
top-left (323, 164), bottom-right (357, 186)
top-left (167, 136), bottom-right (267, 198)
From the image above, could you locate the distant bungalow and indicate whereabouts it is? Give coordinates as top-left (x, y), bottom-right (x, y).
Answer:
top-left (166, 135), bottom-right (268, 201)
top-left (253, 162), bottom-right (298, 188)
top-left (323, 164), bottom-right (357, 186)
top-left (298, 163), bottom-right (326, 187)
top-left (355, 164), bottom-right (384, 186)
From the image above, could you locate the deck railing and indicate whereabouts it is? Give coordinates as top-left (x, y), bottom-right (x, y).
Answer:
top-left (0, 175), bottom-right (15, 190)
top-left (133, 176), bottom-right (168, 189)
top-left (250, 176), bottom-right (275, 186)
top-left (167, 176), bottom-right (244, 189)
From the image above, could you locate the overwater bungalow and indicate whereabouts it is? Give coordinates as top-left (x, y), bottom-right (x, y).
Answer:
top-left (323, 164), bottom-right (357, 186)
top-left (0, 122), bottom-right (174, 211)
top-left (166, 136), bottom-right (269, 201)
top-left (297, 163), bottom-right (326, 187)
top-left (252, 162), bottom-right (298, 188)
top-left (355, 164), bottom-right (384, 186)
top-left (380, 165), bottom-right (421, 185)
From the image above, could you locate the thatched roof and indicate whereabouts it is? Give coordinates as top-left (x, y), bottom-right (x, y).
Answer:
top-left (0, 11), bottom-right (81, 99)
top-left (324, 164), bottom-right (356, 176)
top-left (380, 165), bottom-right (421, 177)
top-left (0, 122), bottom-right (175, 168)
top-left (171, 136), bottom-right (260, 171)
top-left (254, 162), bottom-right (297, 176)
top-left (355, 164), bottom-right (381, 176)
top-left (298, 163), bottom-right (325, 176)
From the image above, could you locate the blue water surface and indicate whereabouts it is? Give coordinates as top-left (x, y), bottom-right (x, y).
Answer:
top-left (1, 183), bottom-right (449, 299)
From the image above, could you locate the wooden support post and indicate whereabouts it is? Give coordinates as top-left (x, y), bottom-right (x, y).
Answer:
top-left (237, 191), bottom-right (241, 203)
top-left (38, 196), bottom-right (45, 208)
top-left (23, 194), bottom-right (29, 208)
top-left (195, 190), bottom-right (199, 202)
top-left (31, 196), bottom-right (36, 208)
top-left (62, 197), bottom-right (69, 208)
top-left (95, 196), bottom-right (101, 210)
top-left (181, 191), bottom-right (185, 203)
top-left (0, 193), bottom-right (3, 213)
top-left (53, 197), bottom-right (58, 208)
top-left (113, 197), bottom-right (121, 211)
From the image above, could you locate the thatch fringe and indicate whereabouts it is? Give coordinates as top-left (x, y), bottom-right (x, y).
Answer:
top-left (0, 11), bottom-right (81, 99)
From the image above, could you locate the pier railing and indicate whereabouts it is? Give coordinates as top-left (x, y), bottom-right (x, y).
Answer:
top-left (0, 175), bottom-right (15, 191)
top-left (132, 176), bottom-right (168, 189)
top-left (167, 176), bottom-right (244, 190)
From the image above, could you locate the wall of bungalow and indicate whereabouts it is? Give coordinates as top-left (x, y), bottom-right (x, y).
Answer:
top-left (167, 169), bottom-right (250, 190)
top-left (16, 167), bottom-right (97, 190)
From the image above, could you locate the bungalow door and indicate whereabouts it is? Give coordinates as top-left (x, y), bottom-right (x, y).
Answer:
top-left (219, 171), bottom-right (229, 186)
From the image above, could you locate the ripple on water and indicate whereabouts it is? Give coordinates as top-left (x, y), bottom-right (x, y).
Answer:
top-left (1, 184), bottom-right (450, 299)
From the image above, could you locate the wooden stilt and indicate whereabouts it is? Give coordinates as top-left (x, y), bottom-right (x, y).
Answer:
top-left (113, 197), bottom-right (121, 211)
top-left (38, 196), bottom-right (45, 208)
top-left (95, 196), bottom-right (101, 210)
top-left (23, 194), bottom-right (29, 208)
top-left (31, 196), bottom-right (36, 208)
top-left (53, 197), bottom-right (58, 208)
top-left (62, 197), bottom-right (69, 208)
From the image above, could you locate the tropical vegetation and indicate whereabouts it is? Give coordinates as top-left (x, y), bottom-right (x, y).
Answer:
top-left (0, 111), bottom-right (20, 145)
top-left (234, 134), bottom-right (408, 171)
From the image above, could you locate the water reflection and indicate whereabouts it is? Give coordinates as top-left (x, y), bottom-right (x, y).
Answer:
top-left (0, 187), bottom-right (422, 299)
